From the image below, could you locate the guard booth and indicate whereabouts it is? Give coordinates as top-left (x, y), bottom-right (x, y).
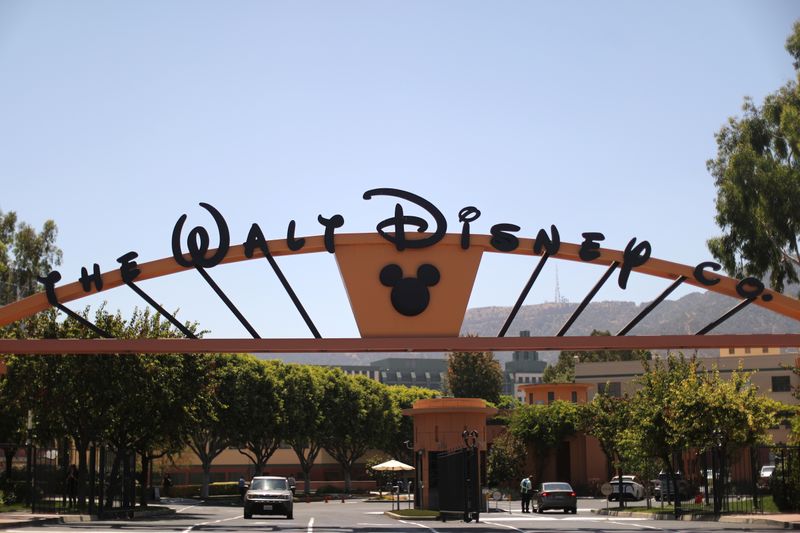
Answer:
top-left (403, 398), bottom-right (497, 521)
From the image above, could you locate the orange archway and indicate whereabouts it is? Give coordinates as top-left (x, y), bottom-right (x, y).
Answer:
top-left (1, 190), bottom-right (799, 354)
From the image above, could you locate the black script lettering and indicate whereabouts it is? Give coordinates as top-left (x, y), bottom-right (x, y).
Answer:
top-left (244, 223), bottom-right (271, 258)
top-left (117, 252), bottom-right (141, 284)
top-left (458, 206), bottom-right (481, 250)
top-left (317, 214), bottom-right (344, 253)
top-left (171, 202), bottom-right (230, 268)
top-left (363, 188), bottom-right (447, 251)
top-left (693, 261), bottom-right (721, 286)
top-left (533, 225), bottom-right (561, 255)
top-left (579, 232), bottom-right (605, 261)
top-left (736, 277), bottom-right (765, 299)
top-left (37, 270), bottom-right (61, 306)
top-left (79, 263), bottom-right (103, 292)
top-left (286, 220), bottom-right (305, 251)
top-left (490, 223), bottom-right (521, 252)
top-left (618, 238), bottom-right (652, 289)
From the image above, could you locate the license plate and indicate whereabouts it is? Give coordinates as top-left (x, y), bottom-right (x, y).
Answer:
top-left (263, 504), bottom-right (273, 510)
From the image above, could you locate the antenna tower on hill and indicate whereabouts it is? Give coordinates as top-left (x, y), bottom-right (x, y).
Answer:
top-left (554, 265), bottom-right (568, 304)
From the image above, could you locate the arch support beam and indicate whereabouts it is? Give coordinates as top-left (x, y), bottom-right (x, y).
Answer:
top-left (1, 334), bottom-right (799, 354)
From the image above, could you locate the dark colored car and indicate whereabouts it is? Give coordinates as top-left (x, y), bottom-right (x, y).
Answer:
top-left (534, 482), bottom-right (577, 514)
top-left (244, 476), bottom-right (293, 519)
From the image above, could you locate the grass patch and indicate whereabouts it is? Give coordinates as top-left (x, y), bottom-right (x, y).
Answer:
top-left (390, 509), bottom-right (439, 518)
top-left (758, 495), bottom-right (780, 513)
top-left (616, 506), bottom-right (677, 515)
top-left (0, 502), bottom-right (27, 513)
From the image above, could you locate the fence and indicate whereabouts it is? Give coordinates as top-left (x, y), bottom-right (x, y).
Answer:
top-left (30, 445), bottom-right (138, 517)
top-left (646, 445), bottom-right (800, 515)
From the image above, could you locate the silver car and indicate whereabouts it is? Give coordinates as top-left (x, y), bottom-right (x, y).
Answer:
top-left (244, 476), bottom-right (294, 519)
top-left (534, 482), bottom-right (577, 513)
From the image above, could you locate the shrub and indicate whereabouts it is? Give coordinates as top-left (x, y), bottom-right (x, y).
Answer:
top-left (170, 484), bottom-right (201, 498)
top-left (771, 457), bottom-right (800, 512)
top-left (315, 485), bottom-right (339, 495)
top-left (208, 482), bottom-right (239, 496)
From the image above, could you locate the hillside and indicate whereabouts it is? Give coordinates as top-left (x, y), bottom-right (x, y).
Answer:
top-left (260, 290), bottom-right (800, 366)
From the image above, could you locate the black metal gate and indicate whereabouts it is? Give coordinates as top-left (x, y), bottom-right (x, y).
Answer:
top-left (436, 448), bottom-right (480, 522)
top-left (30, 445), bottom-right (138, 516)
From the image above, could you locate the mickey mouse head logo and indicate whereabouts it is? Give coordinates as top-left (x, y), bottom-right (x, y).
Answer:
top-left (379, 264), bottom-right (441, 317)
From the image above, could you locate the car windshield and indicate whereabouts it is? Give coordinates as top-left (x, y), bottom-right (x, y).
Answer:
top-left (542, 483), bottom-right (572, 492)
top-left (251, 478), bottom-right (287, 491)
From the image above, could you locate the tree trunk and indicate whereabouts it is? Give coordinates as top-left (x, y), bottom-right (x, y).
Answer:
top-left (343, 466), bottom-right (352, 494)
top-left (4, 447), bottom-right (16, 478)
top-left (75, 441), bottom-right (87, 510)
top-left (139, 454), bottom-right (150, 508)
top-left (201, 461), bottom-right (212, 499)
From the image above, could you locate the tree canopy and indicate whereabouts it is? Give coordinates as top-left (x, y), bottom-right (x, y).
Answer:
top-left (446, 346), bottom-right (503, 403)
top-left (707, 21), bottom-right (800, 292)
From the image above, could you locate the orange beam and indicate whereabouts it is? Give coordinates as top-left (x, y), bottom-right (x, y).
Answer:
top-left (1, 334), bottom-right (799, 354)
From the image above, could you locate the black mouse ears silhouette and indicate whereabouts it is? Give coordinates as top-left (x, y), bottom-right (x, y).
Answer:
top-left (380, 264), bottom-right (440, 317)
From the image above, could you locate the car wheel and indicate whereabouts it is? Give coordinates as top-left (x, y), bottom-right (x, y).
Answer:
top-left (244, 511), bottom-right (252, 519)
top-left (571, 507), bottom-right (577, 514)
top-left (563, 508), bottom-right (569, 514)
top-left (287, 512), bottom-right (293, 519)
top-left (537, 507), bottom-right (544, 514)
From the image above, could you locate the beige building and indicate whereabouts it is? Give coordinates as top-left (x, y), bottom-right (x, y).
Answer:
top-left (574, 353), bottom-right (799, 443)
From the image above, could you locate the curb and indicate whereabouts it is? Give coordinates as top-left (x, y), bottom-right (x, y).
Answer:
top-left (0, 507), bottom-right (175, 529)
top-left (592, 508), bottom-right (800, 529)
top-left (384, 511), bottom-right (439, 521)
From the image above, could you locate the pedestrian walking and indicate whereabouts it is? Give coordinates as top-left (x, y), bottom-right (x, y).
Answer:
top-left (520, 474), bottom-right (533, 513)
top-left (162, 474), bottom-right (173, 498)
top-left (238, 476), bottom-right (247, 502)
top-left (66, 465), bottom-right (78, 508)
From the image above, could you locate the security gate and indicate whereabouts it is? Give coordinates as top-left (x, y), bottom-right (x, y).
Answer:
top-left (436, 448), bottom-right (480, 522)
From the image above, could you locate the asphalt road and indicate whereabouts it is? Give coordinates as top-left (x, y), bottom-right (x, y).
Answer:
top-left (5, 499), bottom-right (789, 533)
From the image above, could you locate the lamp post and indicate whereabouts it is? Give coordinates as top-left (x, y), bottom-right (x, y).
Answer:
top-left (462, 430), bottom-right (479, 523)
top-left (25, 410), bottom-right (33, 509)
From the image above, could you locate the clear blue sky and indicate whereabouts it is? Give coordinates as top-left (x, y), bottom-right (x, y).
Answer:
top-left (1, 1), bottom-right (798, 339)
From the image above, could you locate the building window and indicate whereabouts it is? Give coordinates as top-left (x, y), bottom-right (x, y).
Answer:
top-left (529, 393), bottom-right (533, 404)
top-left (744, 347), bottom-right (751, 354)
top-left (728, 348), bottom-right (735, 355)
top-left (762, 347), bottom-right (769, 353)
top-left (518, 376), bottom-right (524, 383)
top-left (598, 382), bottom-right (622, 397)
top-left (772, 376), bottom-right (791, 392)
top-left (571, 391), bottom-right (578, 403)
top-left (547, 391), bottom-right (555, 404)
top-left (525, 377), bottom-right (530, 383)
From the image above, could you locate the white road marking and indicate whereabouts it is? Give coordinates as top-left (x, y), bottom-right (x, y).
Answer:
top-left (181, 514), bottom-right (241, 533)
top-left (482, 520), bottom-right (526, 532)
top-left (609, 520), bottom-right (662, 530)
top-left (307, 516), bottom-right (315, 533)
top-left (176, 504), bottom-right (199, 513)
top-left (399, 519), bottom-right (442, 532)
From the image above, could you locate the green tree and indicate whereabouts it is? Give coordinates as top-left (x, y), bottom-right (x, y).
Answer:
top-left (321, 372), bottom-right (396, 493)
top-left (184, 353), bottom-right (243, 499)
top-left (282, 364), bottom-right (327, 494)
top-left (228, 358), bottom-right (285, 476)
top-left (509, 400), bottom-right (582, 480)
top-left (706, 21), bottom-right (800, 292)
top-left (582, 393), bottom-right (634, 507)
top-left (542, 352), bottom-right (575, 383)
top-left (487, 431), bottom-right (526, 494)
top-left (383, 385), bottom-right (438, 464)
top-left (0, 210), bottom-right (62, 305)
top-left (446, 347), bottom-right (503, 404)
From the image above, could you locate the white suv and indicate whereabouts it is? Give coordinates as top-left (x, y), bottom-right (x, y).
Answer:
top-left (244, 476), bottom-right (293, 519)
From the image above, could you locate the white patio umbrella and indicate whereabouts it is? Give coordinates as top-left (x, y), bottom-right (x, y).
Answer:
top-left (371, 459), bottom-right (415, 471)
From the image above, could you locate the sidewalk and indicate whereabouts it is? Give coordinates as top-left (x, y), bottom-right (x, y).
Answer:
top-left (593, 508), bottom-right (800, 529)
top-left (0, 506), bottom-right (174, 530)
